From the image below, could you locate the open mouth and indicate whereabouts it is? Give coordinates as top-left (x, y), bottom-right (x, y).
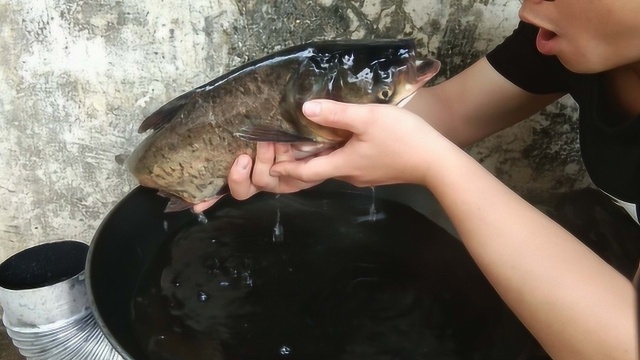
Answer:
top-left (415, 58), bottom-right (441, 84)
top-left (536, 27), bottom-right (558, 55)
top-left (397, 92), bottom-right (417, 108)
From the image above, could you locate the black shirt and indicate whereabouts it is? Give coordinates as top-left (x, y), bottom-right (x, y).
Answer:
top-left (486, 21), bottom-right (640, 208)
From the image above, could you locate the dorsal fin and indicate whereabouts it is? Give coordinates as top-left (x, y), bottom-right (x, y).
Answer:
top-left (137, 92), bottom-right (193, 133)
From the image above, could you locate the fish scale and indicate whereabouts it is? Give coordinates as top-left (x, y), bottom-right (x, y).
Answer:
top-left (120, 39), bottom-right (441, 211)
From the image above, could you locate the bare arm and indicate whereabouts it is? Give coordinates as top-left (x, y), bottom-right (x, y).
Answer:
top-left (211, 56), bottom-right (564, 206)
top-left (271, 101), bottom-right (639, 360)
top-left (404, 57), bottom-right (564, 147)
top-left (424, 134), bottom-right (638, 360)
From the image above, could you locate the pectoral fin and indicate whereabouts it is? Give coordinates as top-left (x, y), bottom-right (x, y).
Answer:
top-left (216, 183), bottom-right (230, 196)
top-left (157, 191), bottom-right (195, 212)
top-left (138, 92), bottom-right (192, 133)
top-left (234, 125), bottom-right (316, 143)
top-left (164, 197), bottom-right (195, 212)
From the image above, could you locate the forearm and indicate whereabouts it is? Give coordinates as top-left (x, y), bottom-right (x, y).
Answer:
top-left (404, 58), bottom-right (563, 147)
top-left (420, 140), bottom-right (638, 359)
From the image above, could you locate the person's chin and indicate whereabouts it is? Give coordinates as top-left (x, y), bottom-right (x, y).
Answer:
top-left (555, 54), bottom-right (604, 75)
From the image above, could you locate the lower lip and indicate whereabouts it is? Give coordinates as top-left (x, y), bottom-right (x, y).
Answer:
top-left (536, 28), bottom-right (558, 55)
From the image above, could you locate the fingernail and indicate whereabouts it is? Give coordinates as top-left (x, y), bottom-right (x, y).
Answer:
top-left (235, 156), bottom-right (250, 170)
top-left (303, 101), bottom-right (321, 117)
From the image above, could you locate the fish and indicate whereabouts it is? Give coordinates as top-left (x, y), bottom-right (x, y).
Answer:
top-left (120, 39), bottom-right (441, 212)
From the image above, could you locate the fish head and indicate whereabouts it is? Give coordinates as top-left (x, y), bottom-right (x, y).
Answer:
top-left (325, 39), bottom-right (441, 106)
top-left (284, 39), bottom-right (440, 142)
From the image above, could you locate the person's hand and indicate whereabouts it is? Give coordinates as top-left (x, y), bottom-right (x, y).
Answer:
top-left (228, 141), bottom-right (324, 198)
top-left (270, 100), bottom-right (448, 188)
top-left (192, 99), bottom-right (450, 213)
top-left (191, 142), bottom-right (323, 213)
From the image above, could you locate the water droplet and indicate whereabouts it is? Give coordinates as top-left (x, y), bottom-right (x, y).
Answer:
top-left (203, 257), bottom-right (220, 271)
top-left (196, 213), bottom-right (208, 224)
top-left (147, 335), bottom-right (167, 352)
top-left (368, 186), bottom-right (377, 222)
top-left (279, 345), bottom-right (291, 355)
top-left (152, 335), bottom-right (166, 344)
top-left (197, 291), bottom-right (209, 302)
top-left (273, 222), bottom-right (284, 243)
top-left (163, 220), bottom-right (169, 231)
top-left (219, 281), bottom-right (230, 287)
top-left (273, 198), bottom-right (284, 243)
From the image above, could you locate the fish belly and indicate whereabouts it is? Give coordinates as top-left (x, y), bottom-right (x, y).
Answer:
top-left (128, 65), bottom-right (298, 203)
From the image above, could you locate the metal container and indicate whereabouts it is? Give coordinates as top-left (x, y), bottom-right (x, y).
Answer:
top-left (0, 240), bottom-right (122, 360)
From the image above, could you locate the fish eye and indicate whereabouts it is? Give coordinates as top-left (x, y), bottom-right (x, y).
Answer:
top-left (378, 86), bottom-right (393, 100)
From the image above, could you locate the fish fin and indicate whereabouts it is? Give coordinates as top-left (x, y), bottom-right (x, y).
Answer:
top-left (156, 190), bottom-right (174, 198)
top-left (234, 125), bottom-right (315, 143)
top-left (216, 183), bottom-right (230, 196)
top-left (164, 197), bottom-right (195, 213)
top-left (138, 92), bottom-right (192, 133)
top-left (115, 153), bottom-right (130, 166)
top-left (155, 191), bottom-right (194, 212)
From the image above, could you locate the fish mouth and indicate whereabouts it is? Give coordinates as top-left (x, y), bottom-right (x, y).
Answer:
top-left (415, 58), bottom-right (441, 85)
top-left (397, 92), bottom-right (417, 108)
top-left (394, 58), bottom-right (441, 106)
top-left (416, 58), bottom-right (441, 80)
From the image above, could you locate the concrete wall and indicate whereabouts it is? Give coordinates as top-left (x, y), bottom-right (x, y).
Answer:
top-left (0, 0), bottom-right (589, 260)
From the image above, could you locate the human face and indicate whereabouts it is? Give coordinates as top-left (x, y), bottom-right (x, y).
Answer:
top-left (518, 0), bottom-right (640, 73)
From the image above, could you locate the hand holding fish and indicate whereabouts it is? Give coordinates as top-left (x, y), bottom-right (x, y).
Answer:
top-left (121, 39), bottom-right (440, 212)
top-left (197, 98), bottom-right (445, 211)
top-left (268, 99), bottom-right (448, 189)
top-left (192, 142), bottom-right (323, 212)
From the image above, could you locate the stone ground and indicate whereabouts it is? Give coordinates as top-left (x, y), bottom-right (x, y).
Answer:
top-left (0, 323), bottom-right (24, 360)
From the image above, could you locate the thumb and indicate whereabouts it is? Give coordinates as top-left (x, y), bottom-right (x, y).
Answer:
top-left (303, 100), bottom-right (378, 134)
top-left (270, 154), bottom-right (345, 182)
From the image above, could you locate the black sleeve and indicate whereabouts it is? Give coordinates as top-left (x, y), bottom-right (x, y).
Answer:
top-left (486, 21), bottom-right (572, 95)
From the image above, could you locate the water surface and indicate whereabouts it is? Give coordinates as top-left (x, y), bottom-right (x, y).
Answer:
top-left (131, 191), bottom-right (549, 360)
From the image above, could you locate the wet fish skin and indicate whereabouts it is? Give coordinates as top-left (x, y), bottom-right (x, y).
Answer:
top-left (123, 39), bottom-right (441, 211)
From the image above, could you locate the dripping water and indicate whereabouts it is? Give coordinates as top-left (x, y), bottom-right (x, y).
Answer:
top-left (273, 195), bottom-right (284, 243)
top-left (368, 186), bottom-right (377, 222)
top-left (196, 212), bottom-right (208, 224)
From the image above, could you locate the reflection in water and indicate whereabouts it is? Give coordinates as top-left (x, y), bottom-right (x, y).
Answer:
top-left (130, 188), bottom-right (640, 360)
top-left (279, 345), bottom-right (291, 356)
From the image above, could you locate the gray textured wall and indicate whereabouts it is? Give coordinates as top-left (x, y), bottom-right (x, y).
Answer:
top-left (0, 0), bottom-right (589, 260)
